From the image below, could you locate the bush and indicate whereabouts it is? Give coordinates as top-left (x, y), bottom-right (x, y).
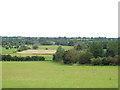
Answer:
top-left (32, 45), bottom-right (39, 49)
top-left (2, 55), bottom-right (45, 61)
top-left (78, 51), bottom-right (93, 64)
top-left (74, 44), bottom-right (82, 51)
top-left (53, 46), bottom-right (65, 62)
top-left (106, 41), bottom-right (118, 57)
top-left (91, 58), bottom-right (102, 65)
top-left (91, 57), bottom-right (112, 65)
top-left (17, 45), bottom-right (30, 52)
top-left (2, 55), bottom-right (12, 61)
top-left (89, 42), bottom-right (103, 58)
top-left (63, 49), bottom-right (78, 64)
top-left (106, 49), bottom-right (115, 57)
top-left (63, 50), bottom-right (93, 65)
top-left (107, 55), bottom-right (119, 65)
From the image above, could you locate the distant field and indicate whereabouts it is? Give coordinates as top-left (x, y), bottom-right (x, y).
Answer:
top-left (28, 45), bottom-right (73, 50)
top-left (16, 50), bottom-right (56, 55)
top-left (2, 45), bottom-right (73, 55)
top-left (2, 61), bottom-right (118, 88)
top-left (2, 45), bottom-right (73, 60)
top-left (2, 48), bottom-right (17, 54)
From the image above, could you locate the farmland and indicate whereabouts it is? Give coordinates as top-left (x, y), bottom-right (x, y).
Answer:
top-left (1, 36), bottom-right (119, 88)
top-left (2, 61), bottom-right (118, 88)
top-left (28, 45), bottom-right (73, 50)
top-left (2, 48), bottom-right (17, 54)
top-left (2, 45), bottom-right (73, 60)
top-left (16, 50), bottom-right (56, 55)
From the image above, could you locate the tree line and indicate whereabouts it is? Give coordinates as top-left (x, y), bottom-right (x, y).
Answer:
top-left (2, 36), bottom-right (118, 49)
top-left (1, 55), bottom-right (45, 61)
top-left (53, 41), bottom-right (119, 65)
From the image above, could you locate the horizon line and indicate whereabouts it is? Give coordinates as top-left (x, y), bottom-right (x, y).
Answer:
top-left (0, 35), bottom-right (118, 38)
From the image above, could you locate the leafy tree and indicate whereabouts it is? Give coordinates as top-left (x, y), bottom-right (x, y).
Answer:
top-left (106, 41), bottom-right (118, 57)
top-left (106, 49), bottom-right (115, 57)
top-left (91, 57), bottom-right (111, 65)
top-left (2, 55), bottom-right (45, 61)
top-left (17, 45), bottom-right (30, 52)
top-left (89, 42), bottom-right (103, 58)
top-left (118, 42), bottom-right (120, 55)
top-left (74, 44), bottom-right (82, 51)
top-left (63, 49), bottom-right (78, 64)
top-left (78, 51), bottom-right (93, 64)
top-left (53, 46), bottom-right (65, 62)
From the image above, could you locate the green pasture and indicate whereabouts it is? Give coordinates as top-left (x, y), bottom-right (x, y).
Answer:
top-left (2, 45), bottom-right (73, 55)
top-left (2, 48), bottom-right (17, 54)
top-left (2, 61), bottom-right (118, 88)
top-left (1, 45), bottom-right (73, 60)
top-left (28, 45), bottom-right (73, 50)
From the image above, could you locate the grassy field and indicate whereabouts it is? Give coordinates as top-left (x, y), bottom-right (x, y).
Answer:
top-left (2, 45), bottom-right (73, 60)
top-left (2, 48), bottom-right (17, 54)
top-left (2, 45), bottom-right (73, 55)
top-left (2, 61), bottom-right (118, 88)
top-left (28, 45), bottom-right (73, 50)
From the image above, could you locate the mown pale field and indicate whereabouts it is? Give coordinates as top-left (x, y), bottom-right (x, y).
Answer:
top-left (2, 61), bottom-right (118, 88)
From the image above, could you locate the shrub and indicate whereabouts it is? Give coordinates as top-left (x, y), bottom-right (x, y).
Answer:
top-left (91, 57), bottom-right (102, 65)
top-left (2, 55), bottom-right (12, 61)
top-left (2, 55), bottom-right (45, 61)
top-left (106, 49), bottom-right (115, 57)
top-left (53, 46), bottom-right (65, 62)
top-left (89, 42), bottom-right (103, 58)
top-left (78, 51), bottom-right (93, 64)
top-left (17, 45), bottom-right (30, 52)
top-left (91, 57), bottom-right (112, 65)
top-left (63, 49), bottom-right (78, 64)
top-left (106, 41), bottom-right (118, 57)
top-left (74, 44), bottom-right (82, 51)
top-left (45, 48), bottom-right (48, 50)
top-left (32, 45), bottom-right (39, 49)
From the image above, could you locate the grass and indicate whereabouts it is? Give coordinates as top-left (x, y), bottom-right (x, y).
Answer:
top-left (2, 61), bottom-right (118, 88)
top-left (2, 45), bottom-right (73, 60)
top-left (28, 45), bottom-right (73, 51)
top-left (2, 45), bottom-right (73, 55)
top-left (2, 48), bottom-right (17, 54)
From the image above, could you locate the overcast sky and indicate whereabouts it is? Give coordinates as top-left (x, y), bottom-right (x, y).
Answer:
top-left (0, 0), bottom-right (119, 37)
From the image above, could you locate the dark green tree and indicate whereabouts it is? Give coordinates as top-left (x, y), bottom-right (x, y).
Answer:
top-left (63, 49), bottom-right (78, 64)
top-left (78, 51), bottom-right (93, 64)
top-left (53, 46), bottom-right (65, 62)
top-left (74, 44), bottom-right (82, 51)
top-left (89, 42), bottom-right (103, 58)
top-left (106, 41), bottom-right (118, 57)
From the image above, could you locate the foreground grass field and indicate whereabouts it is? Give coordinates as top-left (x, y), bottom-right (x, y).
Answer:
top-left (2, 61), bottom-right (118, 88)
